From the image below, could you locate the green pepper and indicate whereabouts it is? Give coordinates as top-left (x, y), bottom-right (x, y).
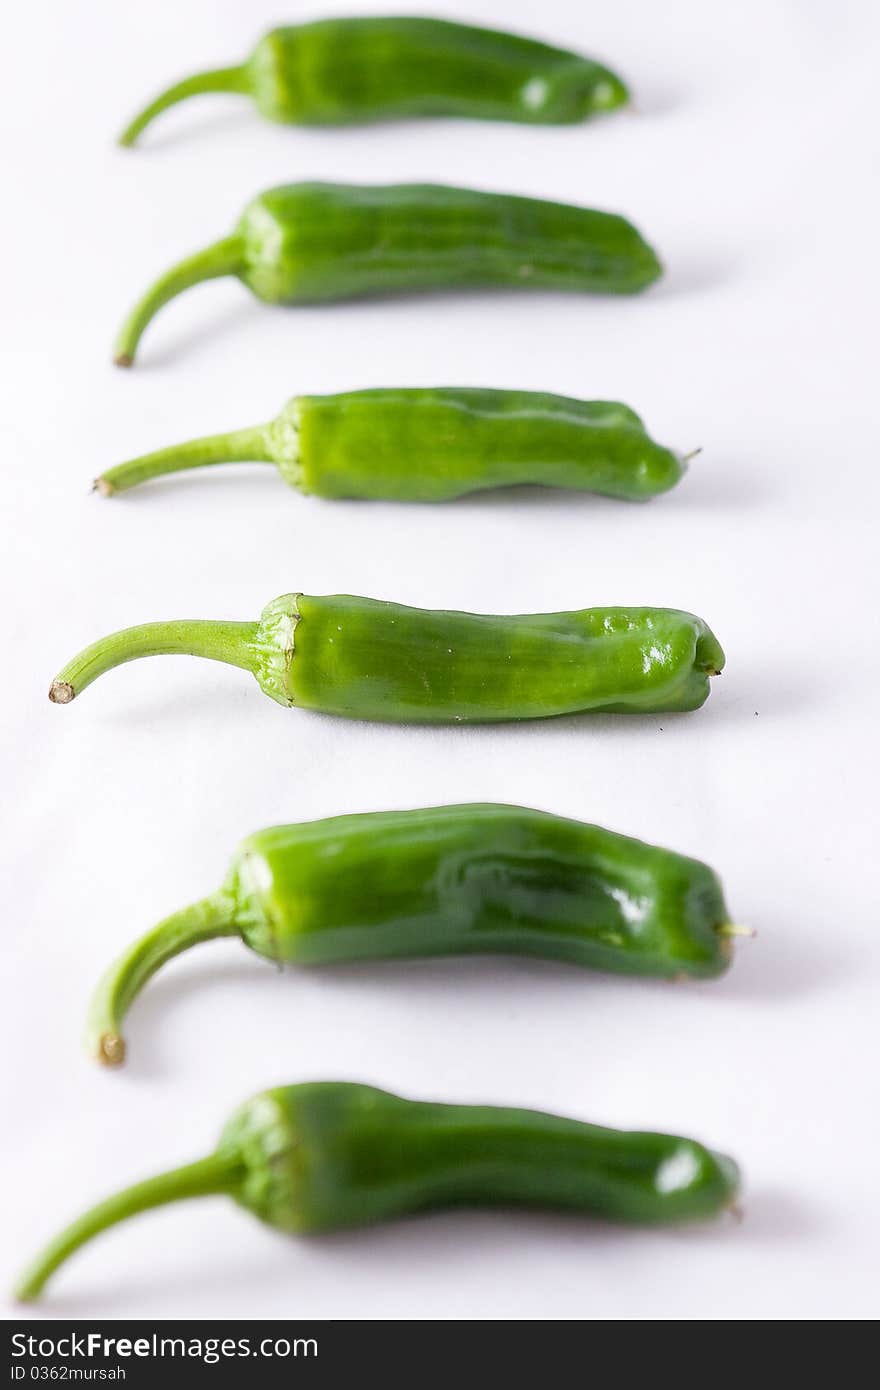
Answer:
top-left (96, 388), bottom-right (688, 502)
top-left (48, 593), bottom-right (724, 720)
top-left (87, 803), bottom-right (743, 1067)
top-left (14, 1081), bottom-right (740, 1299)
top-left (113, 182), bottom-right (662, 366)
top-left (118, 17), bottom-right (629, 147)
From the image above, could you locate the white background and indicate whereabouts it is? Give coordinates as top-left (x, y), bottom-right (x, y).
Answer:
top-left (2, 0), bottom-right (878, 1321)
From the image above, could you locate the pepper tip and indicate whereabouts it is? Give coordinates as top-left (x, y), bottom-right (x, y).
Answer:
top-left (114, 352), bottom-right (134, 369)
top-left (96, 1033), bottom-right (127, 1068)
top-left (48, 680), bottom-right (75, 705)
top-left (93, 475), bottom-right (115, 498)
top-left (716, 923), bottom-right (756, 965)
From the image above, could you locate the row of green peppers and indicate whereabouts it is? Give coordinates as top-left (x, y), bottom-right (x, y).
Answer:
top-left (19, 16), bottom-right (745, 1302)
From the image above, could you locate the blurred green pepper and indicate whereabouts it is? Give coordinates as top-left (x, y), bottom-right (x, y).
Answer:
top-left (119, 17), bottom-right (629, 146)
top-left (113, 182), bottom-right (662, 365)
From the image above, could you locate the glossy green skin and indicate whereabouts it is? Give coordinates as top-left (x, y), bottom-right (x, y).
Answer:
top-left (291, 389), bottom-right (683, 501)
top-left (220, 1083), bottom-right (740, 1232)
top-left (260, 594), bottom-right (724, 720)
top-left (248, 18), bottom-right (628, 126)
top-left (241, 183), bottom-right (662, 304)
top-left (231, 805), bottom-right (731, 980)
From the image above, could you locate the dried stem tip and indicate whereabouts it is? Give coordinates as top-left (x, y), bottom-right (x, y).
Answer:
top-left (48, 680), bottom-right (75, 705)
top-left (98, 1034), bottom-right (127, 1067)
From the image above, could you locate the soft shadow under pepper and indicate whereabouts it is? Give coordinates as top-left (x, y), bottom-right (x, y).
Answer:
top-left (113, 182), bottom-right (662, 365)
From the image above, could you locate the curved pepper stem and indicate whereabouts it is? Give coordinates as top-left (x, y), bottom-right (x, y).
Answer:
top-left (86, 893), bottom-right (240, 1066)
top-left (118, 66), bottom-right (251, 146)
top-left (48, 619), bottom-right (259, 704)
top-left (113, 235), bottom-right (244, 366)
top-left (96, 425), bottom-right (273, 495)
top-left (14, 1151), bottom-right (244, 1302)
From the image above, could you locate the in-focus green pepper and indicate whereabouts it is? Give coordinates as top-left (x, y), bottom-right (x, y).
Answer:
top-left (119, 17), bottom-right (629, 146)
top-left (86, 803), bottom-right (743, 1067)
top-left (96, 388), bottom-right (688, 502)
top-left (113, 182), bottom-right (662, 365)
top-left (48, 593), bottom-right (724, 720)
top-left (15, 1081), bottom-right (740, 1300)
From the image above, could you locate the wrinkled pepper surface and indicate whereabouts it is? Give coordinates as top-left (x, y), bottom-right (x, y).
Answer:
top-left (97, 389), bottom-right (687, 502)
top-left (49, 595), bottom-right (724, 721)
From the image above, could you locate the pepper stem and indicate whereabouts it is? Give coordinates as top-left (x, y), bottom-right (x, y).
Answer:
top-left (96, 424), bottom-right (274, 495)
top-left (113, 234), bottom-right (244, 366)
top-left (14, 1150), bottom-right (244, 1301)
top-left (86, 892), bottom-right (240, 1066)
top-left (48, 618), bottom-right (259, 703)
top-left (118, 65), bottom-right (252, 147)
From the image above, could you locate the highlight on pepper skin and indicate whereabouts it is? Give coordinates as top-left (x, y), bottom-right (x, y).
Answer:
top-left (118, 16), bottom-right (631, 147)
top-left (13, 1082), bottom-right (742, 1302)
top-left (94, 388), bottom-right (690, 504)
top-left (82, 802), bottom-right (750, 1067)
top-left (47, 593), bottom-right (724, 723)
top-left (112, 182), bottom-right (663, 366)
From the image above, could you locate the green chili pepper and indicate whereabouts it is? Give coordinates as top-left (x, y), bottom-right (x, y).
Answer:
top-left (48, 594), bottom-right (724, 721)
top-left (118, 17), bottom-right (629, 147)
top-left (96, 388), bottom-right (688, 502)
top-left (87, 803), bottom-right (744, 1067)
top-left (113, 182), bottom-right (662, 366)
top-left (15, 1081), bottom-right (740, 1299)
